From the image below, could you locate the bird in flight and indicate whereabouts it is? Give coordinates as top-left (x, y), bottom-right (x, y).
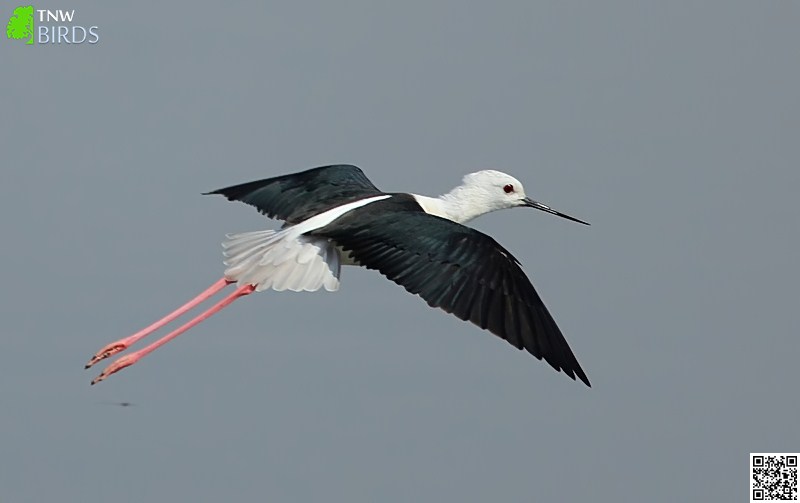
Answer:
top-left (86, 165), bottom-right (591, 386)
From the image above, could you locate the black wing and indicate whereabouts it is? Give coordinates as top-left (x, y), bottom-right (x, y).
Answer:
top-left (314, 209), bottom-right (591, 386)
top-left (205, 165), bottom-right (383, 224)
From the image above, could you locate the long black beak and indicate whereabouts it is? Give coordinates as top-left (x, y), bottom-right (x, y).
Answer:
top-left (523, 197), bottom-right (590, 225)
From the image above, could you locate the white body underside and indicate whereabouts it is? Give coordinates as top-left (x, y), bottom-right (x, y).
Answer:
top-left (222, 195), bottom-right (389, 292)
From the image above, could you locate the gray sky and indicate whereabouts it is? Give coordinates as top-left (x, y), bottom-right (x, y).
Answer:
top-left (1, 1), bottom-right (798, 502)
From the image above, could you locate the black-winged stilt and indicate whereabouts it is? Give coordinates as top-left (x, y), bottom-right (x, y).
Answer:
top-left (87, 165), bottom-right (591, 386)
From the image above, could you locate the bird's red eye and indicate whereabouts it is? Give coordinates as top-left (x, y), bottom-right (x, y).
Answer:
top-left (503, 184), bottom-right (514, 194)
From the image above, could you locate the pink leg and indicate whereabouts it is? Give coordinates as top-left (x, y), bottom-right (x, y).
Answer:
top-left (91, 283), bottom-right (255, 385)
top-left (85, 278), bottom-right (233, 369)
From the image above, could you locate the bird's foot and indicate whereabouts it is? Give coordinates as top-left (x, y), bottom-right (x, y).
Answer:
top-left (91, 352), bottom-right (140, 385)
top-left (85, 340), bottom-right (132, 369)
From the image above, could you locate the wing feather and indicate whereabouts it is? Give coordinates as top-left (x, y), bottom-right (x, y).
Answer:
top-left (314, 211), bottom-right (590, 386)
top-left (205, 165), bottom-right (383, 224)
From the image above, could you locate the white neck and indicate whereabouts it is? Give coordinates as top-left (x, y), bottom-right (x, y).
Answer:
top-left (412, 185), bottom-right (495, 225)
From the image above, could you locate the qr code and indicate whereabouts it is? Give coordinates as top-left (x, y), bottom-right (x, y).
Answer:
top-left (751, 453), bottom-right (798, 501)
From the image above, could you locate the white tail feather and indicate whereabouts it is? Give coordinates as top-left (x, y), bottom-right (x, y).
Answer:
top-left (220, 195), bottom-right (392, 293)
top-left (222, 230), bottom-right (341, 292)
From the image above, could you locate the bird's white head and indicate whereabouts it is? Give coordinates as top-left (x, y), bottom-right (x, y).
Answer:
top-left (441, 170), bottom-right (590, 225)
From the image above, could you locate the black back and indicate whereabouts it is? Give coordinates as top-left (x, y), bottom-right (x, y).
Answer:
top-left (205, 164), bottom-right (383, 224)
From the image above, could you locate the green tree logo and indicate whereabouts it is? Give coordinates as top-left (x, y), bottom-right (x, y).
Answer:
top-left (6, 5), bottom-right (34, 45)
